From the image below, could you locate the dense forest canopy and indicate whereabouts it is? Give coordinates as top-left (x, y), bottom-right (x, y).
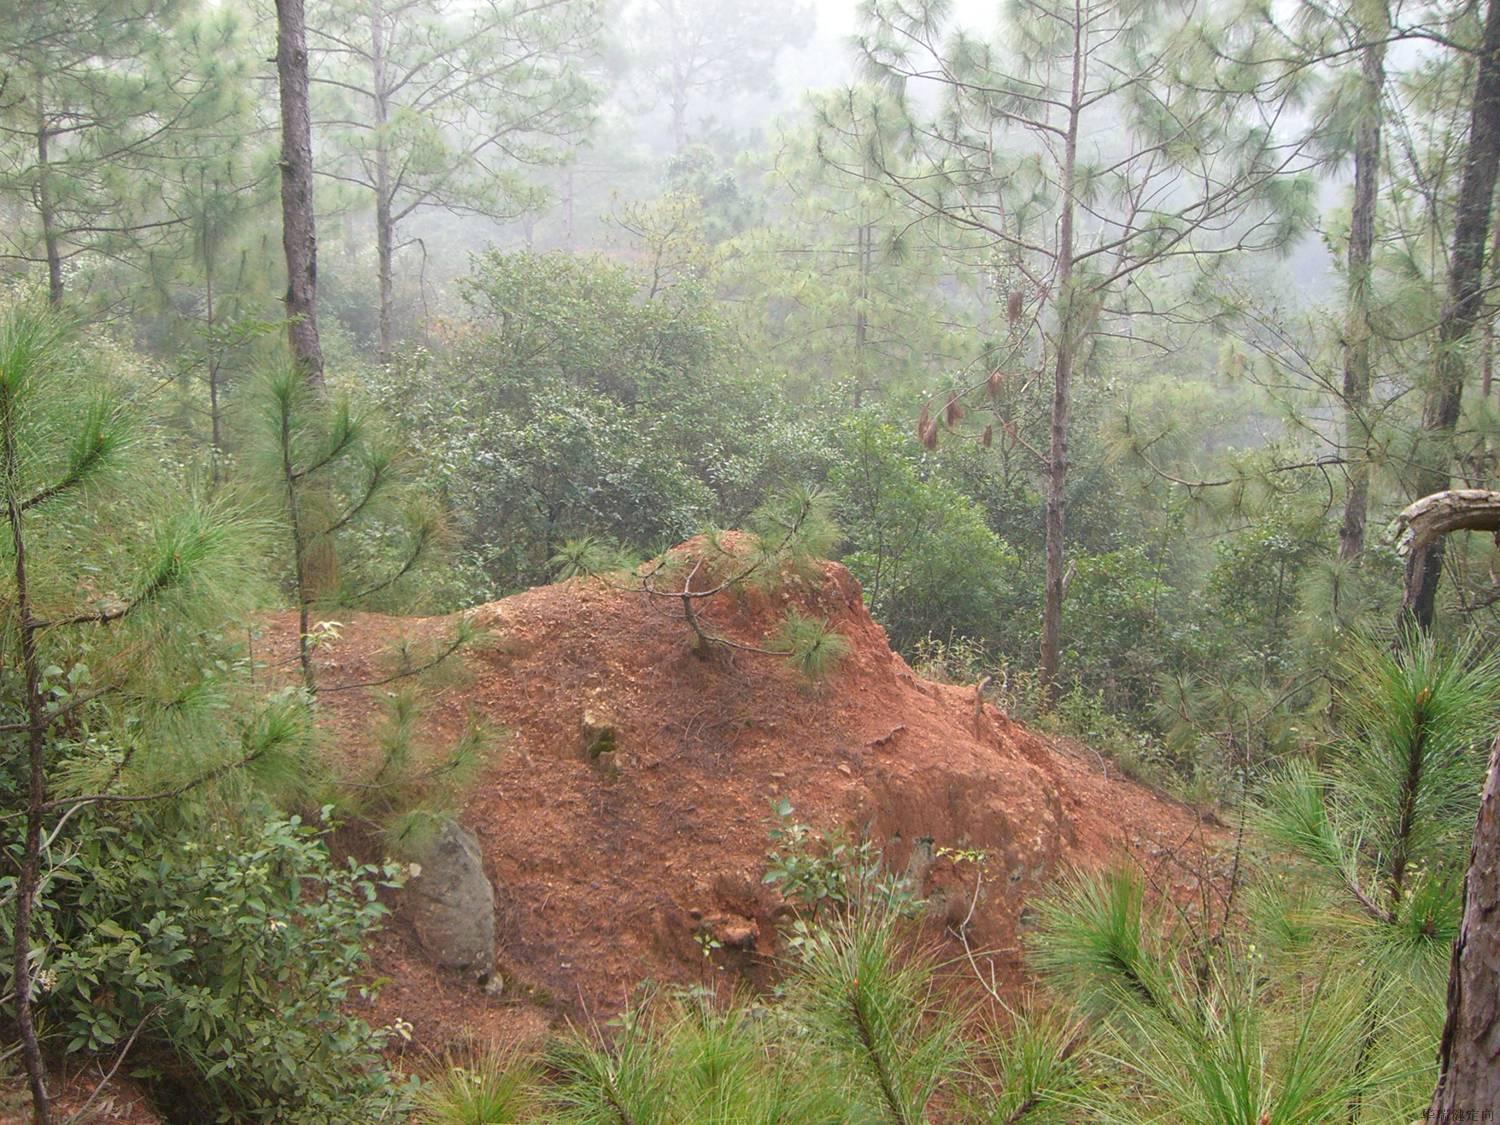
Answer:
top-left (3, 0), bottom-right (1500, 1119)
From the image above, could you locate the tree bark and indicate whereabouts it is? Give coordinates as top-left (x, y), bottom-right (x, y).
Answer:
top-left (276, 0), bottom-right (325, 387)
top-left (1430, 728), bottom-right (1500, 1118)
top-left (1403, 0), bottom-right (1500, 628)
top-left (1338, 18), bottom-right (1388, 561)
top-left (1387, 488), bottom-right (1500, 1114)
top-left (1482, 220), bottom-right (1500, 401)
top-left (201, 203), bottom-right (226, 486)
top-left (1039, 7), bottom-right (1084, 709)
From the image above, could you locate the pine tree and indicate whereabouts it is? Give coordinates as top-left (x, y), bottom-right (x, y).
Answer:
top-left (0, 0), bottom-right (249, 308)
top-left (312, 0), bottom-right (600, 360)
top-left (255, 364), bottom-right (445, 690)
top-left (1403, 0), bottom-right (1500, 630)
top-left (0, 298), bottom-right (268, 1122)
top-left (720, 107), bottom-right (978, 404)
top-left (826, 0), bottom-right (1317, 704)
top-left (1334, 1), bottom-right (1391, 561)
top-left (1388, 488), bottom-right (1500, 1115)
top-left (141, 11), bottom-right (282, 483)
top-left (623, 0), bottom-right (813, 149)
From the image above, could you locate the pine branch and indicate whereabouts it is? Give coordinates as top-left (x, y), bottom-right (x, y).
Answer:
top-left (848, 984), bottom-right (911, 1125)
top-left (319, 629), bottom-right (467, 694)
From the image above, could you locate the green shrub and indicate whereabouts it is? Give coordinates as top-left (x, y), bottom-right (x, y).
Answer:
top-left (762, 799), bottom-right (919, 924)
top-left (33, 809), bottom-right (413, 1121)
top-left (828, 415), bottom-right (1029, 654)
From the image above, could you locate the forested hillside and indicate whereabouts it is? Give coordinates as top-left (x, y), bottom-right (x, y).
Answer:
top-left (2, 0), bottom-right (1499, 1120)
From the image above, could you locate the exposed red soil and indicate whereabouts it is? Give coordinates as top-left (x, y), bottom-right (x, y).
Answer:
top-left (265, 546), bottom-right (1223, 1057)
top-left (0, 1069), bottom-right (159, 1125)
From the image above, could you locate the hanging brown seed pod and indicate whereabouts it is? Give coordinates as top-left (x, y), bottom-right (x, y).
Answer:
top-left (920, 420), bottom-right (939, 450)
top-left (981, 424), bottom-right (993, 448)
top-left (986, 370), bottom-right (1004, 399)
top-left (945, 392), bottom-right (963, 427)
top-left (916, 404), bottom-right (930, 442)
top-left (1007, 289), bottom-right (1024, 324)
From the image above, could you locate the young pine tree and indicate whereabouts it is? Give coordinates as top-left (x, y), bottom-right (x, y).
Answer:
top-left (253, 364), bottom-right (446, 690)
top-left (1032, 636), bottom-right (1500, 1123)
top-left (0, 298), bottom-right (274, 1122)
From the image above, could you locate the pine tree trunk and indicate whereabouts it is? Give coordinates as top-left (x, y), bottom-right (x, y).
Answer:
top-left (375, 181), bottom-right (394, 365)
top-left (276, 0), bottom-right (325, 387)
top-left (371, 0), bottom-right (395, 364)
top-left (1039, 15), bottom-right (1084, 708)
top-left (204, 231), bottom-right (225, 486)
top-left (1041, 330), bottom-right (1073, 707)
top-left (1338, 21), bottom-right (1387, 561)
top-left (1482, 220), bottom-right (1500, 402)
top-left (1430, 730), bottom-right (1500, 1117)
top-left (1403, 0), bottom-right (1500, 628)
top-left (276, 0), bottom-right (337, 604)
top-left (34, 107), bottom-right (63, 309)
top-left (854, 221), bottom-right (870, 408)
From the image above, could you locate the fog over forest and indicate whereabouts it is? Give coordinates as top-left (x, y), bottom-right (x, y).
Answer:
top-left (3, 0), bottom-right (1500, 1120)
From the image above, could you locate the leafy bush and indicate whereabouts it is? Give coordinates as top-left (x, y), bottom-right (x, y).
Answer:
top-left (828, 415), bottom-right (1029, 655)
top-left (32, 810), bottom-right (412, 1121)
top-left (1062, 546), bottom-right (1174, 716)
top-left (762, 799), bottom-right (918, 923)
top-left (371, 252), bottom-right (816, 593)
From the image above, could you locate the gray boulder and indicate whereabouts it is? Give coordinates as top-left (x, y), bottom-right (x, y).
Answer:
top-left (403, 818), bottom-right (496, 974)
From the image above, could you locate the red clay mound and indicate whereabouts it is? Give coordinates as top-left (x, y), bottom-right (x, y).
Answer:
top-left (268, 546), bottom-right (1219, 1052)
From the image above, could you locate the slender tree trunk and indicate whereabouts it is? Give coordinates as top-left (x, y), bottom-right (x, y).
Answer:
top-left (1430, 729), bottom-right (1500, 1117)
top-left (1338, 20), bottom-right (1388, 561)
top-left (1482, 222), bottom-right (1500, 401)
top-left (275, 0), bottom-right (325, 387)
top-left (1484, 314), bottom-right (1494, 402)
top-left (203, 209), bottom-right (225, 487)
top-left (276, 0), bottom-right (338, 603)
top-left (34, 109), bottom-right (63, 309)
top-left (1039, 7), bottom-right (1084, 708)
top-left (370, 0), bottom-right (395, 364)
top-left (1402, 0), bottom-right (1500, 629)
top-left (857, 221), bottom-right (872, 408)
top-left (4, 384), bottom-right (52, 1124)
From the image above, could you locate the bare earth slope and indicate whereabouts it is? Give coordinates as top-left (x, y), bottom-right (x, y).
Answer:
top-left (268, 553), bottom-right (1218, 1051)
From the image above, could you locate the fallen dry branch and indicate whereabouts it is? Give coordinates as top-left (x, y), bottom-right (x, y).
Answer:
top-left (1391, 489), bottom-right (1500, 624)
top-left (1391, 489), bottom-right (1500, 556)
